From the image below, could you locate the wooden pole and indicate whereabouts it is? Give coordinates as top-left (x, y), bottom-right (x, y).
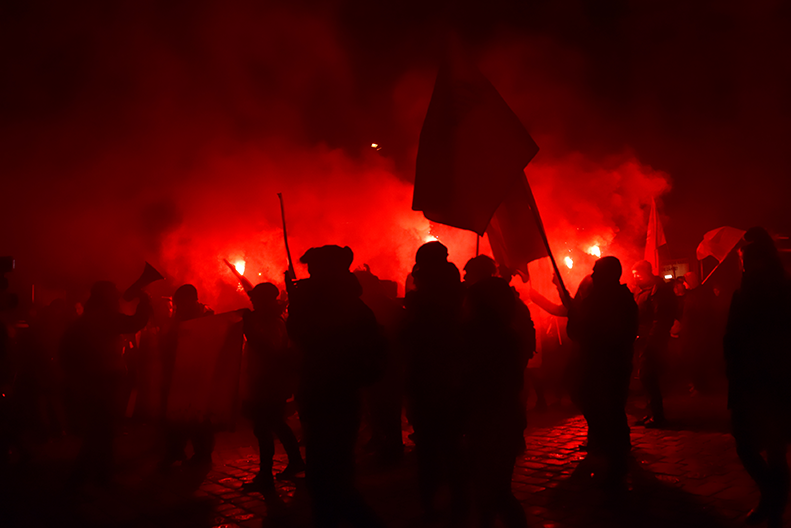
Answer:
top-left (521, 176), bottom-right (572, 305)
top-left (277, 193), bottom-right (297, 281)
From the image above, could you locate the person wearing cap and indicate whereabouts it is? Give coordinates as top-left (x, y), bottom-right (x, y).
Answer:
top-left (402, 241), bottom-right (466, 522)
top-left (463, 271), bottom-right (532, 527)
top-left (241, 282), bottom-right (304, 494)
top-left (59, 281), bottom-right (151, 486)
top-left (631, 259), bottom-right (677, 428)
top-left (287, 245), bottom-right (386, 528)
top-left (567, 257), bottom-right (638, 485)
top-left (725, 227), bottom-right (791, 528)
top-left (159, 284), bottom-right (215, 469)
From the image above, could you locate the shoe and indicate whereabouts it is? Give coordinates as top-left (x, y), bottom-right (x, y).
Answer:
top-left (746, 505), bottom-right (769, 525)
top-left (242, 476), bottom-right (276, 495)
top-left (185, 454), bottom-right (213, 468)
top-left (157, 450), bottom-right (187, 471)
top-left (275, 460), bottom-right (306, 480)
top-left (644, 417), bottom-right (668, 429)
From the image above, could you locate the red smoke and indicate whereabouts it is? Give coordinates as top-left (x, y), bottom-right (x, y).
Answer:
top-left (2, 1), bottom-right (787, 311)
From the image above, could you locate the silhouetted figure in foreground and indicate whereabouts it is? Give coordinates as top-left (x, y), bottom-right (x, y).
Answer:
top-left (59, 281), bottom-right (151, 486)
top-left (464, 275), bottom-right (532, 527)
top-left (402, 241), bottom-right (466, 521)
top-left (287, 245), bottom-right (385, 528)
top-left (724, 228), bottom-right (791, 528)
top-left (632, 260), bottom-right (676, 428)
top-left (678, 271), bottom-right (721, 394)
top-left (241, 282), bottom-right (304, 494)
top-left (135, 296), bottom-right (172, 421)
top-left (355, 266), bottom-right (406, 465)
top-left (567, 257), bottom-right (638, 483)
top-left (160, 284), bottom-right (215, 469)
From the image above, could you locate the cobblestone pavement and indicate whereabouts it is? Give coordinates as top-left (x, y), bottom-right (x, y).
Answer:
top-left (2, 394), bottom-right (780, 527)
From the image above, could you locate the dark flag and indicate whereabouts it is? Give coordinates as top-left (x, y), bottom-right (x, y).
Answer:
top-left (487, 176), bottom-right (548, 279)
top-left (413, 50), bottom-right (547, 276)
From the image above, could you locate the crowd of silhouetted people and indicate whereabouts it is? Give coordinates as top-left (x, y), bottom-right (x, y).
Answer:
top-left (1, 226), bottom-right (790, 527)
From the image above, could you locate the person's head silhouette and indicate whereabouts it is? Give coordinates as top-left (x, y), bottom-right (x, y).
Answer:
top-left (299, 245), bottom-right (354, 280)
top-left (593, 256), bottom-right (623, 288)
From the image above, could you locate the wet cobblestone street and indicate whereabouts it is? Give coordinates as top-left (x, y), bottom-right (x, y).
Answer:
top-left (2, 394), bottom-right (777, 527)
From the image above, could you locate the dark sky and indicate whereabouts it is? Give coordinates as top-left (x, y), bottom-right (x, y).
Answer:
top-left (2, 0), bottom-right (790, 299)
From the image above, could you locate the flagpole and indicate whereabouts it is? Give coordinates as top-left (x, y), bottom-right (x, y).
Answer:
top-left (475, 235), bottom-right (480, 257)
top-left (522, 176), bottom-right (572, 305)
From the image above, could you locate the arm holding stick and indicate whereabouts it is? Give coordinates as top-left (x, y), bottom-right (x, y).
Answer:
top-left (223, 259), bottom-right (254, 292)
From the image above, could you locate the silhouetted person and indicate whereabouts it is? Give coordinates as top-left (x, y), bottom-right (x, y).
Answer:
top-left (567, 257), bottom-right (638, 483)
top-left (402, 241), bottom-right (466, 521)
top-left (632, 260), bottom-right (676, 428)
top-left (679, 271), bottom-right (720, 394)
top-left (19, 299), bottom-right (74, 439)
top-left (465, 257), bottom-right (534, 448)
top-left (287, 245), bottom-right (385, 528)
top-left (464, 275), bottom-right (532, 527)
top-left (241, 282), bottom-right (304, 494)
top-left (724, 227), bottom-right (791, 528)
top-left (355, 266), bottom-right (406, 465)
top-left (463, 254), bottom-right (498, 286)
top-left (135, 296), bottom-right (172, 421)
top-left (160, 284), bottom-right (215, 469)
top-left (59, 281), bottom-right (151, 486)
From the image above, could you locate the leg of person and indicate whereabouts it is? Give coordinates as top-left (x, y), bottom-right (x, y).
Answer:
top-left (601, 375), bottom-right (632, 484)
top-left (301, 392), bottom-right (361, 528)
top-left (732, 408), bottom-right (772, 525)
top-left (190, 421), bottom-right (215, 465)
top-left (493, 463), bottom-right (528, 528)
top-left (266, 399), bottom-right (305, 478)
top-left (528, 368), bottom-right (547, 412)
top-left (71, 398), bottom-right (100, 484)
top-left (414, 421), bottom-right (443, 518)
top-left (161, 422), bottom-right (188, 469)
top-left (377, 385), bottom-right (405, 463)
top-left (764, 432), bottom-right (789, 525)
top-left (245, 410), bottom-right (276, 492)
top-left (639, 346), bottom-right (665, 425)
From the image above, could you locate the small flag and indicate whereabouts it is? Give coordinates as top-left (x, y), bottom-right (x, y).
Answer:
top-left (696, 226), bottom-right (746, 262)
top-left (644, 198), bottom-right (666, 273)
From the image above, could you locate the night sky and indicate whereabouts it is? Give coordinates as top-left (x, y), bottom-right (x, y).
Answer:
top-left (2, 0), bottom-right (789, 306)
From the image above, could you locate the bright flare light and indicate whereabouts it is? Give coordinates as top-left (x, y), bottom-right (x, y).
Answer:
top-left (588, 245), bottom-right (601, 258)
top-left (664, 274), bottom-right (673, 280)
top-left (234, 260), bottom-right (246, 275)
top-left (424, 235), bottom-right (439, 243)
top-left (564, 256), bottom-right (574, 269)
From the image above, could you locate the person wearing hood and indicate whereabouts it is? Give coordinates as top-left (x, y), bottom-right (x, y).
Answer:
top-left (287, 245), bottom-right (385, 528)
top-left (402, 241), bottom-right (466, 522)
top-left (59, 281), bottom-right (151, 486)
top-left (724, 227), bottom-right (791, 528)
top-left (567, 256), bottom-right (638, 484)
top-left (241, 282), bottom-right (304, 494)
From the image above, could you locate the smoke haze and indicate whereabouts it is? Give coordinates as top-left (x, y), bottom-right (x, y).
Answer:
top-left (2, 0), bottom-right (789, 309)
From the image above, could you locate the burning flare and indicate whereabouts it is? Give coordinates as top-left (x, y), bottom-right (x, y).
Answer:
top-left (588, 245), bottom-right (601, 258)
top-left (234, 260), bottom-right (246, 275)
top-left (564, 256), bottom-right (574, 269)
